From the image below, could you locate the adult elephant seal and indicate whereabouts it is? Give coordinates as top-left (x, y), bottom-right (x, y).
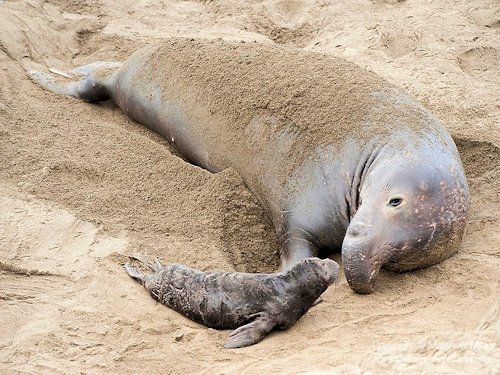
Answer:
top-left (30, 38), bottom-right (470, 294)
top-left (124, 256), bottom-right (339, 348)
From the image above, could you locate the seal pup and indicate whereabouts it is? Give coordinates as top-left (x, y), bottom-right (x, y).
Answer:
top-left (30, 38), bottom-right (470, 293)
top-left (124, 257), bottom-right (339, 348)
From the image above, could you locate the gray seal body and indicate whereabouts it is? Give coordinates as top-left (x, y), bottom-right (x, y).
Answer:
top-left (125, 257), bottom-right (339, 348)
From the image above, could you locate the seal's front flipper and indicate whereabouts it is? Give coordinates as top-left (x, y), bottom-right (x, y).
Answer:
top-left (224, 315), bottom-right (275, 349)
top-left (29, 61), bottom-right (121, 102)
top-left (279, 235), bottom-right (318, 272)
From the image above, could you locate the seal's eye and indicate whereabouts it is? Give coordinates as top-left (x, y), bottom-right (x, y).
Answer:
top-left (388, 198), bottom-right (402, 207)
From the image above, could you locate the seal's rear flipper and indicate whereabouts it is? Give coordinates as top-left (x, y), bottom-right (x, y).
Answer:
top-left (29, 62), bottom-right (121, 102)
top-left (224, 315), bottom-right (275, 349)
top-left (124, 262), bottom-right (145, 283)
top-left (130, 256), bottom-right (163, 272)
top-left (29, 70), bottom-right (80, 98)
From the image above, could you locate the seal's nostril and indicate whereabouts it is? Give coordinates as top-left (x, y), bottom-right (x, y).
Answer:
top-left (350, 228), bottom-right (360, 237)
top-left (348, 223), bottom-right (367, 238)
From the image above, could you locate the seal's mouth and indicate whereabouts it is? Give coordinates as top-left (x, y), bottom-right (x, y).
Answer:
top-left (342, 238), bottom-right (392, 294)
top-left (343, 261), bottom-right (381, 294)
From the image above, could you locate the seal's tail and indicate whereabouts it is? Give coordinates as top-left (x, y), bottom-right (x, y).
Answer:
top-left (29, 61), bottom-right (122, 102)
top-left (124, 256), bottom-right (163, 285)
top-left (124, 262), bottom-right (145, 283)
top-left (129, 256), bottom-right (163, 272)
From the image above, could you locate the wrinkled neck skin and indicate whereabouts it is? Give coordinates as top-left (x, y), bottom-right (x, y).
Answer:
top-left (281, 137), bottom-right (384, 256)
top-left (283, 129), bottom-right (469, 294)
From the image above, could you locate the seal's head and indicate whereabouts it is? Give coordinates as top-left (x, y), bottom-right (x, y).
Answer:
top-left (342, 147), bottom-right (469, 294)
top-left (289, 258), bottom-right (340, 287)
top-left (313, 258), bottom-right (340, 286)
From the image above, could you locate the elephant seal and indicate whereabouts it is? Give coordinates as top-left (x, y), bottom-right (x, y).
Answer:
top-left (124, 256), bottom-right (339, 348)
top-left (30, 38), bottom-right (470, 293)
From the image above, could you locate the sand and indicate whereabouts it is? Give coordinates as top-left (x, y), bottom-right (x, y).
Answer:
top-left (0, 0), bottom-right (498, 373)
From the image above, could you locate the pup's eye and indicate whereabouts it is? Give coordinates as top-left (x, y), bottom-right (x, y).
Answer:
top-left (388, 198), bottom-right (402, 207)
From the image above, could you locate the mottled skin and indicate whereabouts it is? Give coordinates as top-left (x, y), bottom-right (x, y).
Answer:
top-left (30, 38), bottom-right (470, 294)
top-left (124, 257), bottom-right (339, 348)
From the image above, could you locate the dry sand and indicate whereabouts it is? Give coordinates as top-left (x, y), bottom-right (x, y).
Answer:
top-left (0, 0), bottom-right (499, 373)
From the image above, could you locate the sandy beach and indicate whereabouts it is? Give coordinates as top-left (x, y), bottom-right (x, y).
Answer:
top-left (0, 0), bottom-right (498, 373)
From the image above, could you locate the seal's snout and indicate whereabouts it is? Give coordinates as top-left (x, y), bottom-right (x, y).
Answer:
top-left (341, 235), bottom-right (386, 294)
top-left (346, 273), bottom-right (377, 294)
top-left (317, 258), bottom-right (340, 285)
top-left (346, 222), bottom-right (370, 238)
